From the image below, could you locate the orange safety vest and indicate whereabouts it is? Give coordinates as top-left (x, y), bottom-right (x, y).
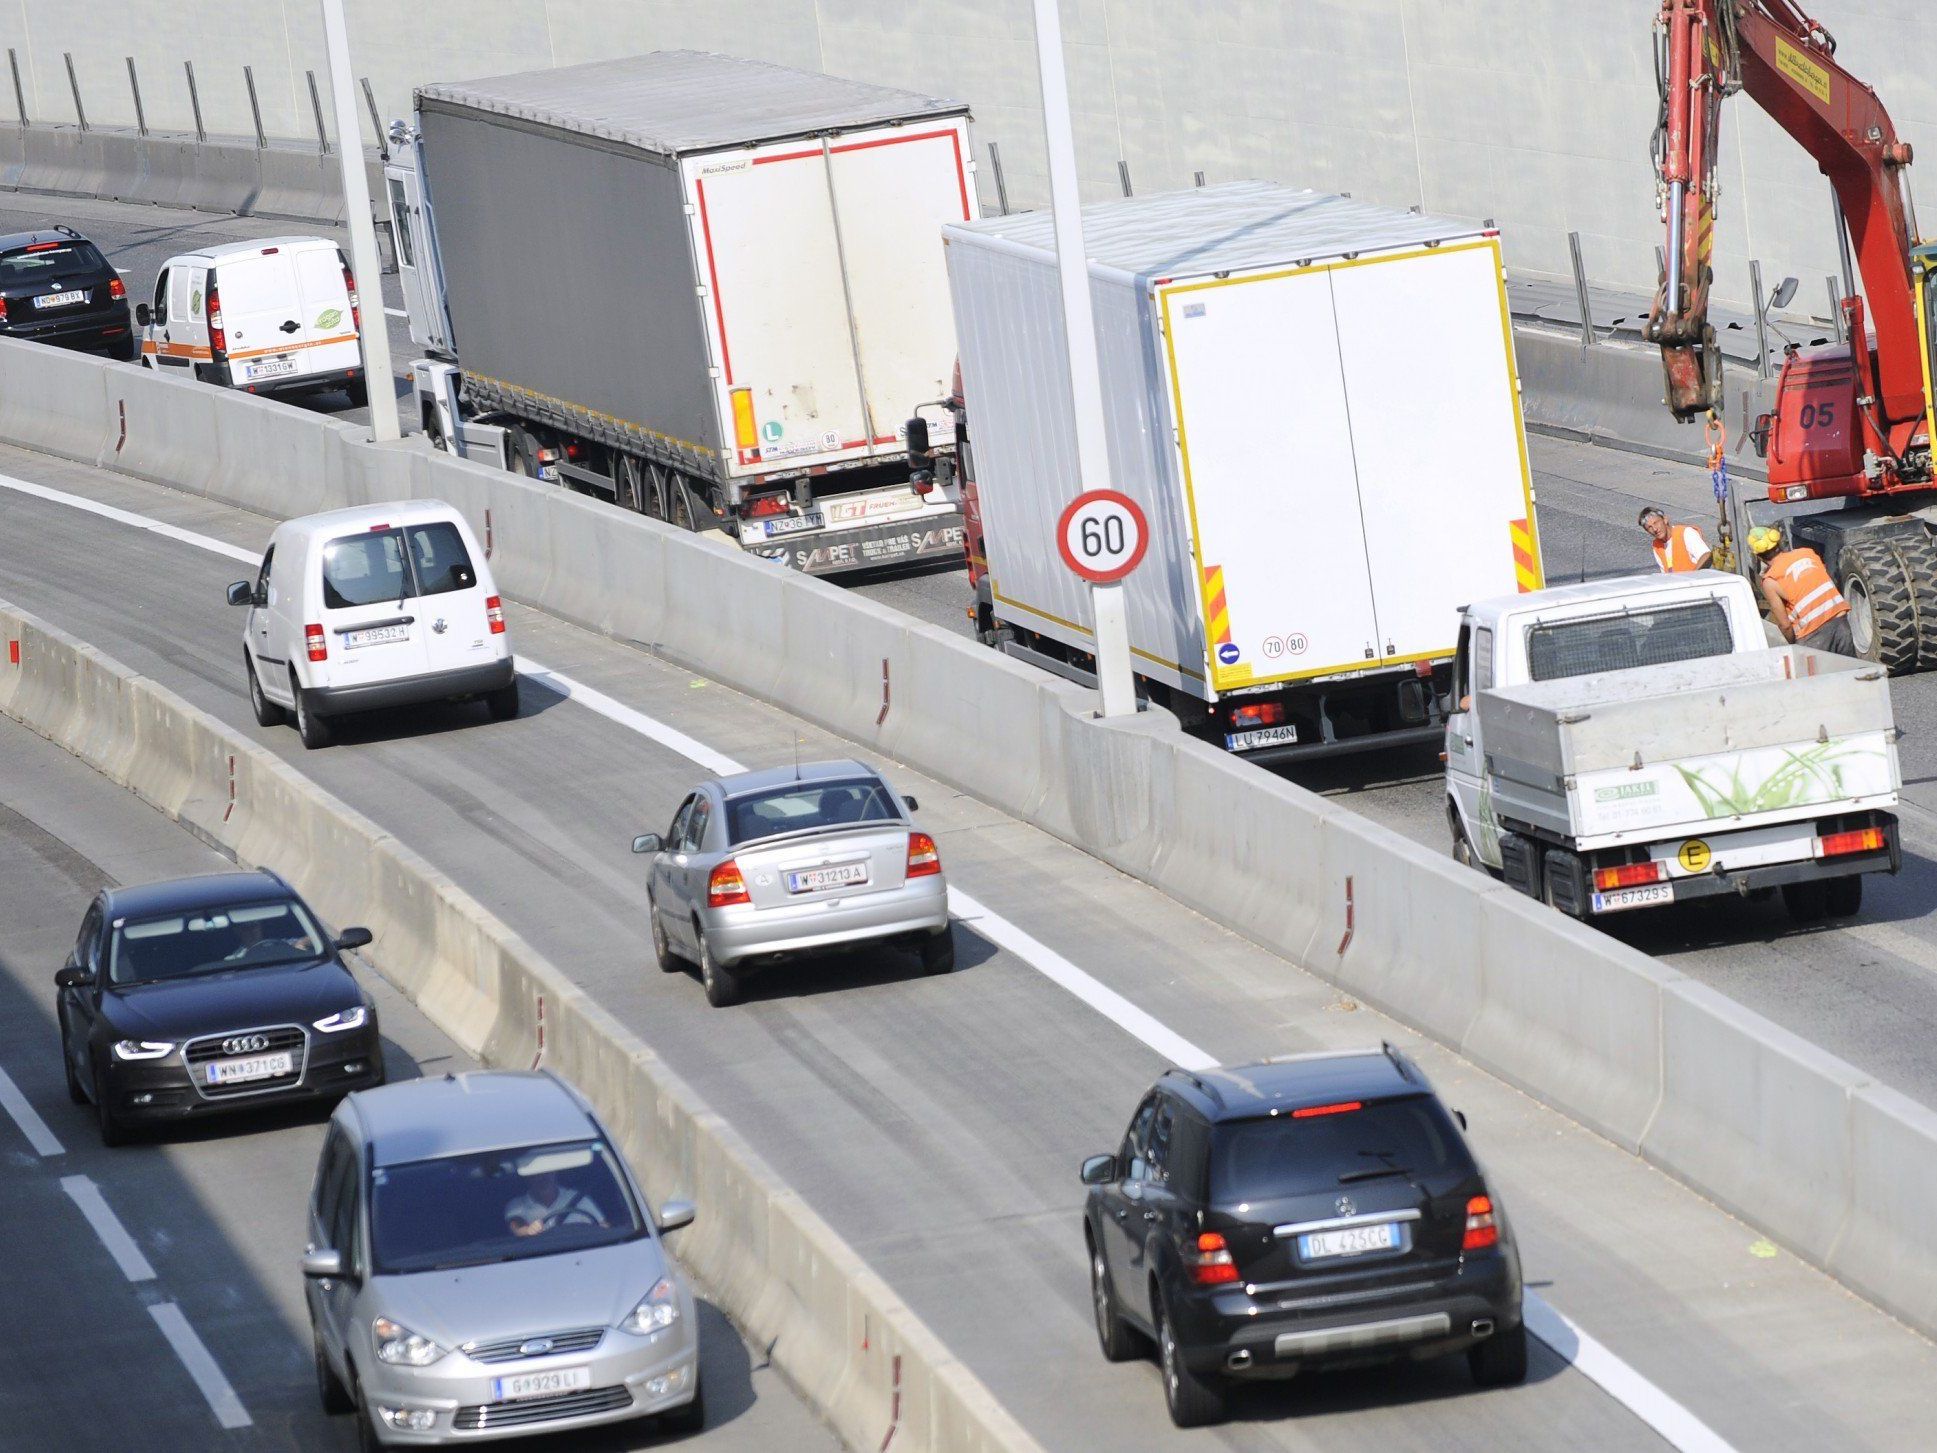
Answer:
top-left (1650, 523), bottom-right (1708, 572)
top-left (1766, 549), bottom-right (1850, 638)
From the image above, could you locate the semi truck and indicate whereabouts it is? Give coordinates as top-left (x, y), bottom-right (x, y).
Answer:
top-left (1445, 570), bottom-right (1900, 921)
top-left (384, 51), bottom-right (977, 575)
top-left (923, 181), bottom-right (1544, 762)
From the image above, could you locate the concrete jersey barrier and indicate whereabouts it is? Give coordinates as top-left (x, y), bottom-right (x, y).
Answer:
top-left (8, 337), bottom-right (1937, 1345)
top-left (0, 594), bottom-right (1041, 1453)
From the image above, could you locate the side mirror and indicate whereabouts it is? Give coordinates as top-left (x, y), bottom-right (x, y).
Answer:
top-left (1769, 274), bottom-right (1799, 312)
top-left (656, 1199), bottom-right (696, 1234)
top-left (226, 581), bottom-right (254, 607)
top-left (904, 415), bottom-right (930, 457)
top-left (55, 965), bottom-right (95, 990)
top-left (1453, 1109), bottom-right (1468, 1132)
top-left (631, 833), bottom-right (662, 855)
top-left (901, 794), bottom-right (919, 813)
top-left (1079, 1153), bottom-right (1118, 1186)
top-left (134, 302), bottom-right (151, 327)
top-left (334, 927), bottom-right (374, 951)
top-left (301, 1247), bottom-right (346, 1280)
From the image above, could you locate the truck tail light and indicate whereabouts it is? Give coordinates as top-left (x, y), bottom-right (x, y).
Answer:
top-left (707, 860), bottom-right (750, 908)
top-left (907, 832), bottom-right (941, 878)
top-left (1592, 861), bottom-right (1661, 891)
top-left (109, 277), bottom-right (126, 300)
top-left (342, 262), bottom-right (360, 333)
top-left (730, 387), bottom-right (757, 450)
top-left (1187, 1231), bottom-right (1239, 1286)
top-left (207, 285), bottom-right (226, 355)
top-left (1463, 1195), bottom-right (1499, 1251)
top-left (746, 493), bottom-right (790, 518)
top-left (485, 595), bottom-right (505, 635)
top-left (305, 624), bottom-right (327, 662)
top-left (1818, 825), bottom-right (1884, 858)
top-left (1230, 701), bottom-right (1286, 731)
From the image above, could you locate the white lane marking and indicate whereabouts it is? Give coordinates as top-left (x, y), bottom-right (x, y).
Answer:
top-left (149, 1302), bottom-right (253, 1429)
top-left (61, 1174), bottom-right (157, 1281)
top-left (2, 469), bottom-right (1742, 1453)
top-left (0, 1065), bottom-right (65, 1156)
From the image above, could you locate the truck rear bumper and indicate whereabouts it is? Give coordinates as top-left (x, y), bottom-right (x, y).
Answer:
top-left (1587, 817), bottom-right (1899, 914)
top-left (741, 512), bottom-right (965, 575)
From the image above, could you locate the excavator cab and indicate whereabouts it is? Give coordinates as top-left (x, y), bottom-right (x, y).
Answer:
top-left (1917, 244), bottom-right (1937, 463)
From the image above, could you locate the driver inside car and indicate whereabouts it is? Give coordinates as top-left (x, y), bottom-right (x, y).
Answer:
top-left (504, 1167), bottom-right (608, 1238)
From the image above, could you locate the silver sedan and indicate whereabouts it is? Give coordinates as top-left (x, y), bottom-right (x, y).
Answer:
top-left (632, 759), bottom-right (954, 1006)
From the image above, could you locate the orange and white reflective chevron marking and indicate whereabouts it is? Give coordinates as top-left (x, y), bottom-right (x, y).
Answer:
top-left (1510, 517), bottom-right (1541, 593)
top-left (1203, 563), bottom-right (1233, 645)
top-left (140, 340), bottom-right (213, 362)
top-left (226, 333), bottom-right (358, 362)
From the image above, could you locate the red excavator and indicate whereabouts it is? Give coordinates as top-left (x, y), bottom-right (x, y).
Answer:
top-left (1648, 0), bottom-right (1937, 671)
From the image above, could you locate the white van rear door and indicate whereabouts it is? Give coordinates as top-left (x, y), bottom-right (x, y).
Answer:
top-left (315, 526), bottom-right (432, 687)
top-left (292, 246), bottom-right (360, 375)
top-left (215, 252), bottom-right (304, 388)
top-left (399, 518), bottom-right (499, 676)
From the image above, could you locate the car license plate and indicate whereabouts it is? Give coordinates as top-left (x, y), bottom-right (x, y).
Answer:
top-left (344, 624), bottom-right (409, 648)
top-left (1299, 1222), bottom-right (1399, 1260)
top-left (491, 1366), bottom-right (592, 1402)
top-left (1590, 883), bottom-right (1675, 914)
top-left (248, 357), bottom-right (299, 380)
top-left (205, 1051), bottom-right (293, 1085)
top-left (1225, 724), bottom-right (1298, 751)
top-left (786, 861), bottom-right (869, 894)
top-left (33, 289), bottom-right (85, 310)
top-left (758, 511), bottom-right (825, 538)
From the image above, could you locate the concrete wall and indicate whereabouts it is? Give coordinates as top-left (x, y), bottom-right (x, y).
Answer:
top-left (7, 2), bottom-right (1936, 307)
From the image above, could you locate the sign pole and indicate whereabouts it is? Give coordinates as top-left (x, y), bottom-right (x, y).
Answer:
top-left (1030, 0), bottom-right (1136, 718)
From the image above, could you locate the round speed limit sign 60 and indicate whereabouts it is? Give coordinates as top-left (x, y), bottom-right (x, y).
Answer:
top-left (1056, 489), bottom-right (1150, 584)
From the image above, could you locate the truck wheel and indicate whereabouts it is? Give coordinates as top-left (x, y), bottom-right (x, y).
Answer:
top-left (1824, 875), bottom-right (1864, 918)
top-left (293, 674), bottom-right (334, 750)
top-left (1889, 531), bottom-right (1937, 671)
top-left (344, 377), bottom-right (369, 409)
top-left (1782, 881), bottom-right (1829, 923)
top-left (673, 482), bottom-right (698, 531)
top-left (1451, 820), bottom-right (1481, 871)
top-left (1838, 537), bottom-right (1919, 675)
top-left (508, 434), bottom-right (539, 479)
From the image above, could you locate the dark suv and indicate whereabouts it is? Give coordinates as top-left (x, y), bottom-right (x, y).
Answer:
top-left (1080, 1047), bottom-right (1525, 1426)
top-left (0, 226), bottom-right (134, 361)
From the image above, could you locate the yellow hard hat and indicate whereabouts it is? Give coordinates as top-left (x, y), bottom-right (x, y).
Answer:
top-left (1748, 526), bottom-right (1782, 556)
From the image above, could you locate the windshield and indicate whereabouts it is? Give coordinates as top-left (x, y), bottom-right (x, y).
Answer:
top-left (1208, 1097), bottom-right (1467, 1203)
top-left (370, 1138), bottom-right (643, 1274)
top-left (1525, 599), bottom-right (1734, 682)
top-left (110, 898), bottom-right (327, 985)
top-left (322, 523), bottom-right (476, 609)
top-left (725, 778), bottom-right (900, 845)
top-left (0, 240), bottom-right (108, 283)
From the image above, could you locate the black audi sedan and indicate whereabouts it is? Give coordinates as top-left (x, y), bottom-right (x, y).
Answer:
top-left (56, 870), bottom-right (385, 1145)
top-left (0, 226), bottom-right (135, 361)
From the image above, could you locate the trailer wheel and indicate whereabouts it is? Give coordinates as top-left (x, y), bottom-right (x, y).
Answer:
top-left (1889, 531), bottom-right (1937, 671)
top-left (1782, 881), bottom-right (1829, 922)
top-left (1838, 537), bottom-right (1919, 674)
top-left (1824, 875), bottom-right (1863, 918)
top-left (507, 432), bottom-right (539, 479)
top-left (673, 481), bottom-right (698, 532)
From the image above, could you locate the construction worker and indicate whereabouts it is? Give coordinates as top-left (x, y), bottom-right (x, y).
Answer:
top-left (1750, 526), bottom-right (1855, 655)
top-left (1639, 505), bottom-right (1711, 572)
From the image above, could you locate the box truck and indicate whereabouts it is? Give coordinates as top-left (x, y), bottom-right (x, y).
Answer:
top-left (385, 51), bottom-right (977, 575)
top-left (926, 182), bottom-right (1542, 762)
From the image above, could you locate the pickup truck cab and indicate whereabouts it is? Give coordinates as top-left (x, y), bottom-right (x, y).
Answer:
top-left (1445, 571), bottom-right (1899, 922)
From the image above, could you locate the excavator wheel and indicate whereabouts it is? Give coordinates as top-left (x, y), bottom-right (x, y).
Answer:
top-left (1889, 531), bottom-right (1937, 672)
top-left (1836, 537), bottom-right (1921, 675)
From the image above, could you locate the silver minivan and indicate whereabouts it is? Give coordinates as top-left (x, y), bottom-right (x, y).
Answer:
top-left (303, 1070), bottom-right (701, 1446)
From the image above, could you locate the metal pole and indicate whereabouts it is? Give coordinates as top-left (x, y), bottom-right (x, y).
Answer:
top-left (126, 57), bottom-right (146, 136)
top-left (1568, 230), bottom-right (1595, 348)
top-left (1831, 191), bottom-right (1857, 306)
top-left (1032, 0), bottom-right (1135, 719)
top-left (320, 0), bottom-right (400, 441)
top-left (1826, 275), bottom-right (1845, 342)
top-left (1665, 184), bottom-right (1685, 316)
top-left (244, 65), bottom-right (266, 149)
top-left (8, 50), bottom-right (26, 126)
top-left (306, 69), bottom-right (330, 153)
top-left (184, 61), bottom-right (205, 143)
top-left (1117, 159), bottom-right (1132, 197)
top-left (987, 140), bottom-right (1010, 216)
top-left (359, 77), bottom-right (386, 160)
top-left (1193, 170), bottom-right (1205, 188)
top-left (1750, 259), bottom-right (1771, 380)
top-left (63, 52), bottom-right (86, 130)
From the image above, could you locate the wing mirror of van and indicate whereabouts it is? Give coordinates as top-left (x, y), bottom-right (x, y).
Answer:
top-left (226, 581), bottom-right (254, 607)
top-left (334, 927), bottom-right (374, 952)
top-left (55, 964), bottom-right (95, 990)
top-left (1080, 1153), bottom-right (1118, 1185)
top-left (134, 302), bottom-right (151, 328)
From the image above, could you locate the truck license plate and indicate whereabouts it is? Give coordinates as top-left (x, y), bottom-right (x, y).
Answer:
top-left (758, 511), bottom-right (824, 538)
top-left (1225, 725), bottom-right (1298, 751)
top-left (34, 290), bottom-right (85, 309)
top-left (1590, 883), bottom-right (1674, 913)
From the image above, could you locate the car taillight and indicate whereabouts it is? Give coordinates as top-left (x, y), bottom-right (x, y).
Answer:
top-left (305, 623), bottom-right (327, 662)
top-left (1230, 700), bottom-right (1286, 731)
top-left (108, 277), bottom-right (126, 300)
top-left (1592, 861), bottom-right (1661, 892)
top-left (342, 262), bottom-right (361, 333)
top-left (907, 831), bottom-right (941, 878)
top-left (1463, 1195), bottom-right (1498, 1251)
top-left (1818, 825), bottom-right (1885, 858)
top-left (746, 493), bottom-right (791, 518)
top-left (707, 860), bottom-right (750, 908)
top-left (0, 296), bottom-right (9, 322)
top-left (208, 286), bottom-right (226, 355)
top-left (1187, 1231), bottom-right (1239, 1286)
top-left (1291, 1100), bottom-right (1361, 1118)
top-left (485, 595), bottom-right (505, 635)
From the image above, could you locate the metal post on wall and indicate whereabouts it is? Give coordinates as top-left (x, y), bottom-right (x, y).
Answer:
top-left (1117, 159), bottom-right (1132, 197)
top-left (306, 69), bottom-right (330, 153)
top-left (63, 52), bottom-right (86, 130)
top-left (184, 61), bottom-right (206, 143)
top-left (360, 77), bottom-right (386, 160)
top-left (1194, 170), bottom-right (1205, 188)
top-left (8, 50), bottom-right (26, 126)
top-left (244, 64), bottom-right (266, 149)
top-left (126, 57), bottom-right (147, 136)
top-left (1826, 275), bottom-right (1845, 342)
top-left (1750, 259), bottom-right (1771, 380)
top-left (1568, 230), bottom-right (1595, 348)
top-left (987, 140), bottom-right (1010, 215)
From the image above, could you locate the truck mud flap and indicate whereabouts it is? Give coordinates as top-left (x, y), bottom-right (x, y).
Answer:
top-left (745, 515), bottom-right (966, 576)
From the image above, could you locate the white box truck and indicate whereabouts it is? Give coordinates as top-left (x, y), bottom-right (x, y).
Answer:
top-left (385, 51), bottom-right (977, 575)
top-left (1445, 570), bottom-right (1900, 920)
top-left (933, 182), bottom-right (1542, 762)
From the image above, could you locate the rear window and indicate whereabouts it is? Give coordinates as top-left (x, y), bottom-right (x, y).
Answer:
top-left (0, 240), bottom-right (108, 281)
top-left (1208, 1097), bottom-right (1468, 1203)
top-left (1525, 599), bottom-right (1734, 682)
top-left (211, 255), bottom-right (293, 315)
top-left (725, 778), bottom-right (900, 845)
top-left (322, 522), bottom-right (476, 609)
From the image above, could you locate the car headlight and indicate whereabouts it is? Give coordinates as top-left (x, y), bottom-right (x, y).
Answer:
top-left (313, 1005), bottom-right (369, 1034)
top-left (373, 1317), bottom-right (446, 1366)
top-left (112, 1039), bottom-right (175, 1061)
top-left (619, 1278), bottom-right (681, 1336)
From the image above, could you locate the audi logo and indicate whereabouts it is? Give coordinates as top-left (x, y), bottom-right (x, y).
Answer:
top-left (222, 1034), bottom-right (272, 1055)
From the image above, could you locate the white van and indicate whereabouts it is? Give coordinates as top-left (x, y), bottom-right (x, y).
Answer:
top-left (137, 237), bottom-right (368, 404)
top-left (227, 501), bottom-right (518, 748)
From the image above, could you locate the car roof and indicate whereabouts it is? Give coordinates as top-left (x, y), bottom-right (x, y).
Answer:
top-left (0, 228), bottom-right (101, 254)
top-left (164, 236), bottom-right (338, 265)
top-left (277, 499), bottom-right (467, 543)
top-left (714, 758), bottom-right (879, 797)
top-left (351, 1071), bottom-right (599, 1167)
top-left (1163, 1048), bottom-right (1427, 1122)
top-left (102, 869), bottom-right (293, 922)
top-left (1464, 569), bottom-right (1747, 625)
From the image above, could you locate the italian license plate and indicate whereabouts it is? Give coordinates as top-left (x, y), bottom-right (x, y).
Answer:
top-left (33, 290), bottom-right (85, 309)
top-left (759, 511), bottom-right (824, 538)
top-left (491, 1366), bottom-right (592, 1402)
top-left (1299, 1222), bottom-right (1399, 1260)
top-left (786, 861), bottom-right (868, 894)
top-left (344, 624), bottom-right (408, 648)
top-left (1225, 724), bottom-right (1298, 751)
top-left (205, 1051), bottom-right (293, 1085)
top-left (248, 357), bottom-right (299, 379)
top-left (1590, 883), bottom-right (1674, 914)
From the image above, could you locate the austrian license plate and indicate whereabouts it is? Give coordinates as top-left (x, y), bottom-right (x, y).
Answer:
top-left (1298, 1222), bottom-right (1399, 1260)
top-left (758, 511), bottom-right (825, 538)
top-left (1225, 724), bottom-right (1298, 751)
top-left (344, 624), bottom-right (408, 648)
top-left (491, 1366), bottom-right (592, 1402)
top-left (1590, 883), bottom-right (1674, 914)
top-left (33, 289), bottom-right (85, 309)
top-left (205, 1051), bottom-right (293, 1085)
top-left (248, 357), bottom-right (299, 379)
top-left (786, 861), bottom-right (868, 894)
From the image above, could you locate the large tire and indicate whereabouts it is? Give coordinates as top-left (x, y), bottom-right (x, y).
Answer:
top-left (314, 1325), bottom-right (353, 1415)
top-left (1088, 1231), bottom-right (1144, 1362)
top-left (1155, 1291), bottom-right (1225, 1428)
top-left (1838, 536), bottom-right (1920, 675)
top-left (697, 929), bottom-right (741, 1008)
top-left (1468, 1319), bottom-right (1529, 1387)
top-left (246, 651), bottom-right (285, 727)
top-left (1824, 874), bottom-right (1864, 919)
top-left (1451, 814), bottom-right (1482, 872)
top-left (294, 677), bottom-right (334, 750)
top-left (1782, 880), bottom-right (1829, 923)
top-left (1891, 530), bottom-right (1937, 671)
top-left (485, 677), bottom-right (520, 722)
top-left (673, 481), bottom-right (698, 532)
top-left (919, 925), bottom-right (956, 975)
top-left (345, 377), bottom-right (369, 410)
top-left (350, 1370), bottom-right (382, 1453)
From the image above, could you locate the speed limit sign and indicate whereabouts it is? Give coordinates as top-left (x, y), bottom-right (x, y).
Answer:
top-left (1056, 489), bottom-right (1149, 584)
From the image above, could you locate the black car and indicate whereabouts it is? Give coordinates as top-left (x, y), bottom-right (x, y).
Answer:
top-left (1080, 1046), bottom-right (1525, 1426)
top-left (56, 870), bottom-right (385, 1145)
top-left (0, 226), bottom-right (134, 361)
